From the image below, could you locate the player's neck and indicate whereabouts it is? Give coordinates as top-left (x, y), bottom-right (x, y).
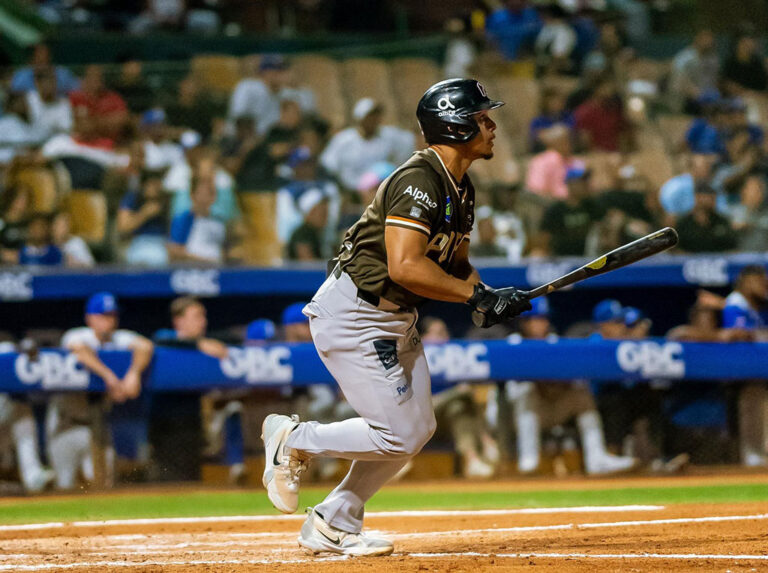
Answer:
top-left (429, 145), bottom-right (471, 183)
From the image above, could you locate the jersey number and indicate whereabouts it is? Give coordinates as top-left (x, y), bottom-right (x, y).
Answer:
top-left (426, 231), bottom-right (462, 264)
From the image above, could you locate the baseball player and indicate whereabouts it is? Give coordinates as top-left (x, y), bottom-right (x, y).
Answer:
top-left (261, 79), bottom-right (531, 556)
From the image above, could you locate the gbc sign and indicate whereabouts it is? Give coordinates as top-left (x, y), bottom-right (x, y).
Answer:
top-left (425, 343), bottom-right (491, 382)
top-left (170, 269), bottom-right (220, 296)
top-left (14, 352), bottom-right (90, 390)
top-left (220, 346), bottom-right (293, 384)
top-left (0, 272), bottom-right (33, 301)
top-left (616, 341), bottom-right (685, 379)
top-left (682, 258), bottom-right (729, 286)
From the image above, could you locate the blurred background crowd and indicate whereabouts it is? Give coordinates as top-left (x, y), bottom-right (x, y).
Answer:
top-left (0, 0), bottom-right (767, 494)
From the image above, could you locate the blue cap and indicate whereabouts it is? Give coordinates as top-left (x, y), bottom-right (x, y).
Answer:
top-left (141, 108), bottom-right (166, 127)
top-left (521, 296), bottom-right (550, 318)
top-left (86, 292), bottom-right (119, 315)
top-left (623, 306), bottom-right (647, 327)
top-left (246, 318), bottom-right (276, 342)
top-left (259, 54), bottom-right (288, 72)
top-left (286, 145), bottom-right (312, 168)
top-left (282, 302), bottom-right (308, 326)
top-left (565, 165), bottom-right (589, 182)
top-left (592, 299), bottom-right (624, 323)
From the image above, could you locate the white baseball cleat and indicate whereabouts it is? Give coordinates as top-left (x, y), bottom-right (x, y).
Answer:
top-left (297, 507), bottom-right (394, 557)
top-left (585, 453), bottom-right (637, 476)
top-left (24, 468), bottom-right (55, 494)
top-left (261, 414), bottom-right (305, 514)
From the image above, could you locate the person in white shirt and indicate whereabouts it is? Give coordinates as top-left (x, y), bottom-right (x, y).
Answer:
top-left (228, 54), bottom-right (316, 136)
top-left (534, 5), bottom-right (577, 75)
top-left (0, 93), bottom-right (49, 164)
top-left (320, 98), bottom-right (415, 191)
top-left (26, 68), bottom-right (73, 137)
top-left (49, 292), bottom-right (154, 490)
top-left (52, 211), bottom-right (95, 267)
top-left (140, 108), bottom-right (184, 171)
top-left (669, 29), bottom-right (720, 113)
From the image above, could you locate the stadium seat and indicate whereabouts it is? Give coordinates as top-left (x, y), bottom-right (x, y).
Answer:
top-left (239, 192), bottom-right (282, 265)
top-left (8, 166), bottom-right (61, 212)
top-left (389, 58), bottom-right (441, 130)
top-left (291, 55), bottom-right (347, 129)
top-left (657, 114), bottom-right (692, 154)
top-left (341, 58), bottom-right (398, 125)
top-left (190, 54), bottom-right (242, 95)
top-left (66, 190), bottom-right (107, 244)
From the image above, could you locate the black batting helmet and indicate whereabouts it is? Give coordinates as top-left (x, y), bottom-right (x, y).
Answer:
top-left (416, 78), bottom-right (504, 145)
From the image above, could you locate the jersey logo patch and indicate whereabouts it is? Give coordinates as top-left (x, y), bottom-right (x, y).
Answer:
top-left (373, 339), bottom-right (399, 370)
top-left (445, 196), bottom-right (452, 223)
top-left (409, 206), bottom-right (422, 218)
top-left (403, 185), bottom-right (437, 209)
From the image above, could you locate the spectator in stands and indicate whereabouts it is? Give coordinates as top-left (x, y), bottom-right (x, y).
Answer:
top-left (668, 29), bottom-right (720, 114)
top-left (69, 65), bottom-right (129, 144)
top-left (10, 44), bottom-right (79, 96)
top-left (659, 154), bottom-right (724, 221)
top-left (623, 306), bottom-right (652, 339)
top-left (163, 133), bottom-right (239, 224)
top-left (355, 161), bottom-right (396, 209)
top-left (443, 16), bottom-right (478, 79)
top-left (118, 172), bottom-right (171, 267)
top-left (676, 183), bottom-right (737, 253)
top-left (0, 183), bottom-right (32, 263)
top-left (574, 77), bottom-right (632, 152)
top-left (277, 148), bottom-right (341, 252)
top-left (534, 4), bottom-right (577, 76)
top-left (721, 265), bottom-right (768, 467)
top-left (51, 292), bottom-right (154, 490)
top-left (320, 98), bottom-right (414, 192)
top-left (729, 175), bottom-right (768, 252)
top-left (529, 88), bottom-right (574, 152)
top-left (492, 298), bottom-right (636, 475)
top-left (684, 96), bottom-right (728, 156)
top-left (129, 0), bottom-right (187, 34)
top-left (52, 211), bottom-right (95, 267)
top-left (0, 92), bottom-right (48, 164)
top-left (286, 188), bottom-right (330, 261)
top-left (525, 123), bottom-right (577, 200)
top-left (164, 74), bottom-right (224, 140)
top-left (18, 213), bottom-right (63, 267)
top-left (469, 206), bottom-right (506, 257)
top-left (140, 109), bottom-right (184, 171)
top-left (722, 33), bottom-right (768, 95)
top-left (168, 173), bottom-right (229, 264)
top-left (421, 317), bottom-right (499, 479)
top-left (26, 68), bottom-right (73, 137)
top-left (109, 59), bottom-right (154, 114)
top-left (483, 0), bottom-right (542, 61)
top-left (535, 166), bottom-right (604, 256)
top-left (228, 54), bottom-right (316, 137)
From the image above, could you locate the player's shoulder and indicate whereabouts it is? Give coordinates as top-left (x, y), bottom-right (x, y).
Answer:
top-left (61, 327), bottom-right (95, 348)
top-left (387, 152), bottom-right (443, 193)
top-left (112, 329), bottom-right (140, 349)
top-left (724, 291), bottom-right (749, 310)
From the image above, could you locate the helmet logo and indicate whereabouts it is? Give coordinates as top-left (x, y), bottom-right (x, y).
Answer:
top-left (437, 96), bottom-right (455, 111)
top-left (477, 82), bottom-right (487, 97)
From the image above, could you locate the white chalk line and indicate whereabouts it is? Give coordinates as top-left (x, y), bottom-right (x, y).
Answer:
top-left (0, 505), bottom-right (663, 533)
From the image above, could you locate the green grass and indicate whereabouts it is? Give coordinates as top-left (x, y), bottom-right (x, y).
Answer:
top-left (1, 482), bottom-right (767, 525)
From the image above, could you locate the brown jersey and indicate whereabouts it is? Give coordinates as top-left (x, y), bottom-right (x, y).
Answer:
top-left (338, 148), bottom-right (476, 308)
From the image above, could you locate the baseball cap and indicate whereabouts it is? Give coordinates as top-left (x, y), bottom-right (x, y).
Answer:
top-left (141, 108), bottom-right (166, 127)
top-left (246, 318), bottom-right (276, 342)
top-left (259, 54), bottom-right (288, 72)
top-left (86, 292), bottom-right (119, 315)
top-left (521, 296), bottom-right (549, 319)
top-left (623, 306), bottom-right (643, 327)
top-left (565, 165), bottom-right (590, 182)
top-left (282, 302), bottom-right (309, 326)
top-left (592, 299), bottom-right (624, 323)
top-left (286, 145), bottom-right (312, 168)
top-left (352, 98), bottom-right (381, 121)
top-left (356, 161), bottom-right (396, 193)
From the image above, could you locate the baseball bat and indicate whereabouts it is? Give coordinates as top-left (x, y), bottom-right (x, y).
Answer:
top-left (472, 227), bottom-right (678, 327)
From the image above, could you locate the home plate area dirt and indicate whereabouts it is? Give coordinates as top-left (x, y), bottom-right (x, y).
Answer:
top-left (2, 502), bottom-right (768, 572)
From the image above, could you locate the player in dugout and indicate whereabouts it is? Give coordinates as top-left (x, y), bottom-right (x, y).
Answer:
top-left (260, 79), bottom-right (531, 556)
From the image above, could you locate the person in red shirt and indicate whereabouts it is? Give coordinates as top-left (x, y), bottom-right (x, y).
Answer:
top-left (69, 65), bottom-right (129, 144)
top-left (573, 78), bottom-right (633, 153)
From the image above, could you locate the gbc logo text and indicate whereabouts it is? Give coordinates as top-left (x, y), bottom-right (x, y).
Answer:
top-left (425, 343), bottom-right (491, 381)
top-left (682, 258), bottom-right (729, 286)
top-left (220, 347), bottom-right (293, 384)
top-left (14, 352), bottom-right (90, 389)
top-left (0, 272), bottom-right (33, 301)
top-left (170, 269), bottom-right (220, 296)
top-left (616, 341), bottom-right (685, 378)
top-left (403, 185), bottom-right (438, 209)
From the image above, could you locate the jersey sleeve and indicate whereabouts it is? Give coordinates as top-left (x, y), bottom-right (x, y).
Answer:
top-left (722, 304), bottom-right (751, 329)
top-left (61, 327), bottom-right (90, 350)
top-left (169, 212), bottom-right (194, 245)
top-left (383, 171), bottom-right (442, 238)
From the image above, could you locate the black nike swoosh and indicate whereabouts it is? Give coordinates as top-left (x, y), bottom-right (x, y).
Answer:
top-left (273, 442), bottom-right (283, 467)
top-left (318, 525), bottom-right (340, 544)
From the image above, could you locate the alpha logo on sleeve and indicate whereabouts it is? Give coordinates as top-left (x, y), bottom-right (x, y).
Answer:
top-left (403, 185), bottom-right (438, 209)
top-left (373, 339), bottom-right (399, 370)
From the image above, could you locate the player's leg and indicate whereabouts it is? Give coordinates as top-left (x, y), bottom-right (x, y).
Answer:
top-left (48, 427), bottom-right (87, 490)
top-left (10, 403), bottom-right (54, 493)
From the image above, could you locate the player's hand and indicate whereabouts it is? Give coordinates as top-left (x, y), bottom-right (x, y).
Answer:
top-left (103, 371), bottom-right (126, 403)
top-left (120, 369), bottom-right (142, 401)
top-left (467, 284), bottom-right (531, 328)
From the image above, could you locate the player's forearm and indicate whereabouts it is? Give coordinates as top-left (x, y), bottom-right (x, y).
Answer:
top-left (128, 338), bottom-right (154, 374)
top-left (71, 347), bottom-right (115, 381)
top-left (389, 256), bottom-right (475, 303)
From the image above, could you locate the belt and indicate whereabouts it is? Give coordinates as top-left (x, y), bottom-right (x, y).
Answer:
top-left (332, 263), bottom-right (402, 311)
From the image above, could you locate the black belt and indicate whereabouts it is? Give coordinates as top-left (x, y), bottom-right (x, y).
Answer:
top-left (332, 263), bottom-right (383, 308)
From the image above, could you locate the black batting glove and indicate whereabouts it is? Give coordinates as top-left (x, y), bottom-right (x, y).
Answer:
top-left (468, 284), bottom-right (532, 328)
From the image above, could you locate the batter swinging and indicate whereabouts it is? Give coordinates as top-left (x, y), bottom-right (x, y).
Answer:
top-left (261, 78), bottom-right (531, 556)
